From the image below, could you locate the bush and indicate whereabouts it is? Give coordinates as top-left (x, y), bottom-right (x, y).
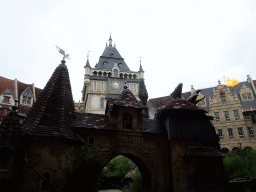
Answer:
top-left (101, 155), bottom-right (136, 178)
top-left (66, 145), bottom-right (100, 192)
top-left (223, 146), bottom-right (256, 180)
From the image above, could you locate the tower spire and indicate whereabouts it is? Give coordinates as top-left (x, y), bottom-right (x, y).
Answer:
top-left (85, 51), bottom-right (91, 67)
top-left (139, 57), bottom-right (144, 72)
top-left (109, 32), bottom-right (112, 47)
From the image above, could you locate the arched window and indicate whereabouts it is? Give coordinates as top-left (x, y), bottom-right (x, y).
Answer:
top-left (100, 97), bottom-right (104, 109)
top-left (42, 172), bottom-right (51, 190)
top-left (123, 113), bottom-right (132, 129)
top-left (114, 69), bottom-right (118, 77)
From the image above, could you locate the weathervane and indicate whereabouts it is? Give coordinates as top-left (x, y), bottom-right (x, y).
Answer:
top-left (56, 45), bottom-right (70, 60)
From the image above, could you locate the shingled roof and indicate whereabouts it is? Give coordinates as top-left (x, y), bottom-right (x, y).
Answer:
top-left (70, 113), bottom-right (112, 129)
top-left (0, 107), bottom-right (21, 150)
top-left (20, 60), bottom-right (83, 142)
top-left (156, 98), bottom-right (206, 118)
top-left (106, 86), bottom-right (145, 113)
top-left (0, 76), bottom-right (15, 96)
top-left (95, 37), bottom-right (130, 71)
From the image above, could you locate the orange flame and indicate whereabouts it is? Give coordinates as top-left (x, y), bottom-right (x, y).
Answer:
top-left (223, 76), bottom-right (239, 87)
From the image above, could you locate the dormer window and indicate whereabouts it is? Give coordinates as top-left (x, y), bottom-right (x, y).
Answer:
top-left (197, 99), bottom-right (205, 107)
top-left (113, 69), bottom-right (118, 77)
top-left (22, 96), bottom-right (32, 105)
top-left (110, 54), bottom-right (114, 57)
top-left (242, 93), bottom-right (252, 100)
top-left (3, 96), bottom-right (10, 103)
top-left (123, 113), bottom-right (132, 129)
top-left (118, 63), bottom-right (123, 67)
top-left (103, 61), bottom-right (108, 65)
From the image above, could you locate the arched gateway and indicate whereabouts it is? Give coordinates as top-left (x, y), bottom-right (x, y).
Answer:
top-left (0, 60), bottom-right (226, 192)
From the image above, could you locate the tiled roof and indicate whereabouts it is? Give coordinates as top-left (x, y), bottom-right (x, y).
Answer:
top-left (107, 87), bottom-right (145, 113)
top-left (156, 99), bottom-right (205, 116)
top-left (148, 92), bottom-right (191, 118)
top-left (0, 76), bottom-right (14, 95)
top-left (21, 61), bottom-right (83, 142)
top-left (199, 81), bottom-right (256, 112)
top-left (0, 112), bottom-right (20, 150)
top-left (70, 113), bottom-right (112, 129)
top-left (18, 105), bottom-right (32, 115)
top-left (141, 119), bottom-right (162, 133)
top-left (182, 146), bottom-right (225, 157)
top-left (96, 44), bottom-right (130, 71)
top-left (0, 106), bottom-right (11, 121)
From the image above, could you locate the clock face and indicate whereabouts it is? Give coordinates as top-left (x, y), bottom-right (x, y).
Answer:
top-left (112, 81), bottom-right (120, 89)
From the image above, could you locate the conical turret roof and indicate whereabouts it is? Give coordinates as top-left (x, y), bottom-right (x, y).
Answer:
top-left (21, 60), bottom-right (83, 142)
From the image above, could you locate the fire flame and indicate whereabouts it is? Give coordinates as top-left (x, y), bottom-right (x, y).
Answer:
top-left (223, 76), bottom-right (239, 87)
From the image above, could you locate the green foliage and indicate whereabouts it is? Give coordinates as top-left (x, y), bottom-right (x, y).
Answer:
top-left (223, 145), bottom-right (256, 180)
top-left (131, 169), bottom-right (142, 192)
top-left (120, 169), bottom-right (142, 192)
top-left (66, 145), bottom-right (101, 192)
top-left (101, 155), bottom-right (136, 178)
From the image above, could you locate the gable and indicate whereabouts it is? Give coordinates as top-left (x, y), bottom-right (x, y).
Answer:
top-left (1, 87), bottom-right (13, 96)
top-left (21, 87), bottom-right (33, 98)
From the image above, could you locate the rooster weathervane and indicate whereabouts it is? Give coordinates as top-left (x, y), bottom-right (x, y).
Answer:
top-left (56, 45), bottom-right (70, 60)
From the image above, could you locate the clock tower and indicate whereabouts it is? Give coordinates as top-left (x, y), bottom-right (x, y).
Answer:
top-left (75, 35), bottom-right (147, 114)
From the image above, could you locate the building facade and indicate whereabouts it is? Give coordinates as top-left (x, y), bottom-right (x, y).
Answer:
top-left (74, 35), bottom-right (145, 114)
top-left (0, 76), bottom-right (42, 124)
top-left (148, 75), bottom-right (256, 151)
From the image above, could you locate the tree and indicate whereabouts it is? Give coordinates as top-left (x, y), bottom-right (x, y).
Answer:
top-left (66, 145), bottom-right (101, 192)
top-left (223, 144), bottom-right (256, 180)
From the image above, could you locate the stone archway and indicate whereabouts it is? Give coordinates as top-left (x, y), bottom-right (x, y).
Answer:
top-left (96, 147), bottom-right (156, 192)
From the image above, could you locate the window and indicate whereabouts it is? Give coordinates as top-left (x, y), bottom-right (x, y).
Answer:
top-left (224, 111), bottom-right (230, 121)
top-left (123, 113), bottom-right (132, 129)
top-left (244, 114), bottom-right (251, 120)
top-left (3, 96), bottom-right (10, 103)
top-left (248, 127), bottom-right (255, 138)
top-left (114, 69), bottom-right (118, 77)
top-left (133, 84), bottom-right (137, 92)
top-left (221, 96), bottom-right (226, 104)
top-left (228, 128), bottom-right (234, 139)
top-left (233, 109), bottom-right (240, 120)
top-left (101, 82), bottom-right (104, 91)
top-left (127, 83), bottom-right (130, 89)
top-left (103, 61), bottom-right (108, 65)
top-left (110, 54), bottom-right (114, 57)
top-left (217, 129), bottom-right (223, 139)
top-left (214, 112), bottom-right (220, 122)
top-left (118, 63), bottom-right (123, 67)
top-left (21, 96), bottom-right (32, 105)
top-left (100, 97), bottom-right (104, 109)
top-left (93, 81), bottom-right (97, 91)
top-left (242, 93), bottom-right (252, 100)
top-left (198, 99), bottom-right (205, 107)
top-left (27, 97), bottom-right (31, 105)
top-left (22, 96), bottom-right (26, 104)
top-left (237, 127), bottom-right (244, 139)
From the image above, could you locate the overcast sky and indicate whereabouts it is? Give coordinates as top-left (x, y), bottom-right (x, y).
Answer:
top-left (1, 0), bottom-right (256, 101)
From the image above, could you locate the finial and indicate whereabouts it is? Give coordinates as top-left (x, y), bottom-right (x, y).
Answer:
top-left (114, 43), bottom-right (116, 48)
top-left (109, 31), bottom-right (112, 47)
top-left (218, 79), bottom-right (221, 85)
top-left (106, 42), bottom-right (107, 47)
